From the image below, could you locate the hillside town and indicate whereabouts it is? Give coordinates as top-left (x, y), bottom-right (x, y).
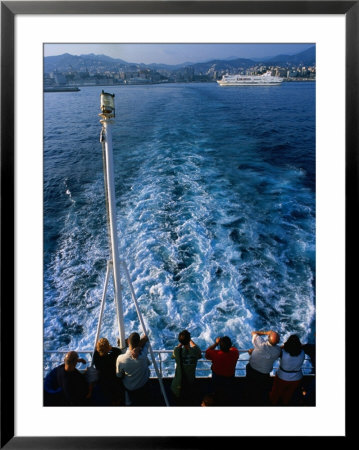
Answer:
top-left (44, 55), bottom-right (316, 88)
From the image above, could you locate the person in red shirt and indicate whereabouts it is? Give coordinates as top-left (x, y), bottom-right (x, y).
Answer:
top-left (205, 336), bottom-right (239, 404)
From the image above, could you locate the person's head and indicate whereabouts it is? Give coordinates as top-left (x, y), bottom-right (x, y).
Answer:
top-left (64, 351), bottom-right (79, 370)
top-left (219, 336), bottom-right (232, 352)
top-left (284, 334), bottom-right (302, 356)
top-left (178, 330), bottom-right (191, 346)
top-left (96, 338), bottom-right (111, 356)
top-left (268, 331), bottom-right (280, 346)
top-left (128, 332), bottom-right (140, 349)
top-left (201, 392), bottom-right (216, 407)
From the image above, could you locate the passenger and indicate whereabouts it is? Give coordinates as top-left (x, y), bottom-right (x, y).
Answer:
top-left (116, 332), bottom-right (151, 406)
top-left (245, 330), bottom-right (281, 405)
top-left (44, 363), bottom-right (66, 406)
top-left (205, 336), bottom-right (239, 405)
top-left (93, 337), bottom-right (124, 405)
top-left (44, 351), bottom-right (92, 406)
top-left (269, 334), bottom-right (305, 405)
top-left (171, 330), bottom-right (202, 406)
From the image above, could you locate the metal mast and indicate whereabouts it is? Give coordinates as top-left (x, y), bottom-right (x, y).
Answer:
top-left (95, 92), bottom-right (169, 406)
top-left (99, 91), bottom-right (126, 349)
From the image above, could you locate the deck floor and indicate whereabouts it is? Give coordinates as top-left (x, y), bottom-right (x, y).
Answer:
top-left (44, 375), bottom-right (315, 407)
top-left (146, 376), bottom-right (315, 407)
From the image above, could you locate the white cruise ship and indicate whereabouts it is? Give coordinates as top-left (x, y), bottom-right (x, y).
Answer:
top-left (217, 70), bottom-right (283, 86)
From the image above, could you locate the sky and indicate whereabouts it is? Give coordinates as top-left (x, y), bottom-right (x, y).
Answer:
top-left (44, 43), bottom-right (314, 65)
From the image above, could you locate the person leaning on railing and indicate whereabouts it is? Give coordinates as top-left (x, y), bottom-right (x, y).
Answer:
top-left (269, 334), bottom-right (305, 406)
top-left (171, 330), bottom-right (202, 406)
top-left (205, 336), bottom-right (239, 405)
top-left (245, 330), bottom-right (281, 405)
top-left (44, 351), bottom-right (92, 406)
top-left (93, 337), bottom-right (124, 405)
top-left (116, 332), bottom-right (151, 406)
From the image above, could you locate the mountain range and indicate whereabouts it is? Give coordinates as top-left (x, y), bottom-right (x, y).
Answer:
top-left (44, 46), bottom-right (315, 74)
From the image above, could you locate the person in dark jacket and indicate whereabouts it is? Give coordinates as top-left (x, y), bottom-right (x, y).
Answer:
top-left (44, 351), bottom-right (91, 406)
top-left (93, 337), bottom-right (124, 405)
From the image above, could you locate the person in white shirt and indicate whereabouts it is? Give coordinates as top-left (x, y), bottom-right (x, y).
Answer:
top-left (245, 330), bottom-right (281, 405)
top-left (269, 334), bottom-right (305, 405)
top-left (247, 330), bottom-right (281, 374)
top-left (116, 332), bottom-right (151, 405)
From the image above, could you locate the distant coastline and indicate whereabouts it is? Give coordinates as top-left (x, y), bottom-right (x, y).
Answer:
top-left (44, 47), bottom-right (316, 90)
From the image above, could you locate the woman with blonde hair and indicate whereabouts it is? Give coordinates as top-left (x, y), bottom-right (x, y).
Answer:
top-left (93, 337), bottom-right (124, 405)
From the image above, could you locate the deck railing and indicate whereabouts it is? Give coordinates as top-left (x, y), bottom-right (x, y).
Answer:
top-left (44, 349), bottom-right (315, 378)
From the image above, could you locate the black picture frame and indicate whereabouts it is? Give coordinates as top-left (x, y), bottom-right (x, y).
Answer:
top-left (1, 1), bottom-right (354, 447)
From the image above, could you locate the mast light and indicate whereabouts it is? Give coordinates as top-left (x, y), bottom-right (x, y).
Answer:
top-left (100, 90), bottom-right (115, 118)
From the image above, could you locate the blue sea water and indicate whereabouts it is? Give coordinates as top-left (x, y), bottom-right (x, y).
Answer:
top-left (44, 82), bottom-right (315, 362)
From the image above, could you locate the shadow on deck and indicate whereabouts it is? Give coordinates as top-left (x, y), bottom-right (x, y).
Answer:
top-left (44, 375), bottom-right (315, 407)
top-left (147, 375), bottom-right (315, 407)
